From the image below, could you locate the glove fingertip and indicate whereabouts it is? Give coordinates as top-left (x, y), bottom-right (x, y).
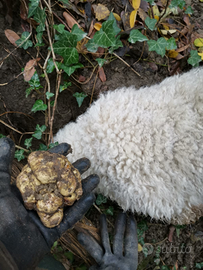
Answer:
top-left (82, 174), bottom-right (100, 193)
top-left (48, 143), bottom-right (72, 156)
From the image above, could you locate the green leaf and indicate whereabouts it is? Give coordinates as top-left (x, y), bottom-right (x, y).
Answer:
top-left (32, 124), bottom-right (46, 140)
top-left (86, 39), bottom-right (99, 53)
top-left (170, 0), bottom-right (185, 9)
top-left (161, 266), bottom-right (171, 270)
top-left (109, 35), bottom-right (123, 53)
top-left (187, 50), bottom-right (202, 67)
top-left (53, 24), bottom-right (65, 34)
top-left (24, 137), bottom-right (33, 149)
top-left (96, 194), bottom-right (107, 205)
top-left (60, 0), bottom-right (69, 3)
top-left (35, 32), bottom-right (44, 47)
top-left (128, 29), bottom-right (148, 43)
top-left (196, 262), bottom-right (203, 269)
top-left (144, 0), bottom-right (155, 5)
top-left (34, 7), bottom-right (46, 32)
top-left (64, 251), bottom-right (74, 263)
top-left (96, 58), bottom-right (107, 68)
top-left (105, 206), bottom-right (114, 216)
top-left (54, 30), bottom-right (78, 46)
top-left (25, 87), bottom-right (33, 97)
top-left (145, 17), bottom-right (157, 31)
top-left (49, 142), bottom-right (59, 148)
top-left (166, 37), bottom-right (177, 50)
top-left (28, 0), bottom-right (40, 18)
top-left (73, 92), bottom-right (87, 107)
top-left (31, 100), bottom-right (47, 113)
top-left (15, 32), bottom-right (33, 50)
top-left (185, 6), bottom-right (193, 14)
top-left (15, 149), bottom-right (25, 161)
top-left (147, 37), bottom-right (168, 57)
top-left (59, 81), bottom-right (72, 92)
top-left (50, 101), bottom-right (55, 107)
top-left (28, 72), bottom-right (42, 89)
top-left (71, 24), bottom-right (87, 41)
top-left (61, 63), bottom-right (83, 76)
top-left (46, 92), bottom-right (54, 99)
top-left (93, 20), bottom-right (117, 48)
top-left (46, 58), bottom-right (55, 73)
top-left (39, 143), bottom-right (48, 150)
top-left (107, 12), bottom-right (121, 35)
top-left (52, 42), bottom-right (79, 65)
top-left (0, 134), bottom-right (6, 138)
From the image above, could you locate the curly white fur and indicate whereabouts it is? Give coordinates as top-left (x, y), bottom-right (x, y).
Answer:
top-left (54, 67), bottom-right (203, 224)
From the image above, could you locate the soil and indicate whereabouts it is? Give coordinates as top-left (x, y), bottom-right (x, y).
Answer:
top-left (0, 0), bottom-right (203, 269)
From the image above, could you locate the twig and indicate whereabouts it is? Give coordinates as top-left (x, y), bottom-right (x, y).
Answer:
top-left (93, 204), bottom-right (114, 228)
top-left (15, 145), bottom-right (30, 153)
top-left (89, 68), bottom-right (99, 105)
top-left (53, 11), bottom-right (71, 31)
top-left (0, 119), bottom-right (23, 134)
top-left (113, 52), bottom-right (141, 77)
top-left (71, 64), bottom-right (98, 85)
top-left (0, 111), bottom-right (34, 119)
top-left (156, 0), bottom-right (170, 26)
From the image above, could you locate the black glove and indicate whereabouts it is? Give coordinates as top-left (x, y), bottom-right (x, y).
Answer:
top-left (78, 213), bottom-right (138, 270)
top-left (0, 137), bottom-right (99, 270)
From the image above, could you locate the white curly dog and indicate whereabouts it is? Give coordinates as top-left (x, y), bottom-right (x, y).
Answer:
top-left (55, 67), bottom-right (203, 224)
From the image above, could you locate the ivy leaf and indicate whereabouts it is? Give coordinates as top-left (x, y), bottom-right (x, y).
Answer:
top-left (187, 50), bottom-right (202, 67)
top-left (25, 87), bottom-right (33, 97)
top-left (28, 0), bottom-right (40, 18)
top-left (15, 32), bottom-right (33, 50)
top-left (31, 100), bottom-right (47, 113)
top-left (46, 58), bottom-right (55, 73)
top-left (34, 7), bottom-right (46, 32)
top-left (54, 30), bottom-right (77, 46)
top-left (128, 29), bottom-right (148, 43)
top-left (166, 37), bottom-right (177, 50)
top-left (0, 134), bottom-right (6, 138)
top-left (15, 149), bottom-right (25, 161)
top-left (32, 124), bottom-right (46, 140)
top-left (71, 24), bottom-right (87, 41)
top-left (59, 81), bottom-right (72, 92)
top-left (147, 37), bottom-right (168, 57)
top-left (46, 92), bottom-right (54, 99)
top-left (53, 24), bottom-right (65, 34)
top-left (145, 17), bottom-right (157, 31)
top-left (96, 194), bottom-right (107, 205)
top-left (170, 0), bottom-right (185, 9)
top-left (107, 12), bottom-right (121, 35)
top-left (109, 35), bottom-right (123, 53)
top-left (185, 6), bottom-right (193, 14)
top-left (61, 63), bottom-right (83, 76)
top-left (86, 39), bottom-right (99, 53)
top-left (52, 40), bottom-right (79, 65)
top-left (73, 92), bottom-right (87, 107)
top-left (96, 58), bottom-right (107, 67)
top-left (105, 206), bottom-right (114, 216)
top-left (39, 143), bottom-right (48, 150)
top-left (49, 142), bottom-right (59, 149)
top-left (144, 0), bottom-right (155, 5)
top-left (35, 32), bottom-right (44, 46)
top-left (93, 20), bottom-right (117, 48)
top-left (24, 137), bottom-right (33, 149)
top-left (29, 72), bottom-right (42, 89)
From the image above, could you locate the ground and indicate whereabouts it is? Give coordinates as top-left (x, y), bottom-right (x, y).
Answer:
top-left (0, 0), bottom-right (203, 269)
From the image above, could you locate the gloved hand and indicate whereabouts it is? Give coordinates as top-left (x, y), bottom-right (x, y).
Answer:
top-left (78, 213), bottom-right (138, 270)
top-left (0, 137), bottom-right (99, 270)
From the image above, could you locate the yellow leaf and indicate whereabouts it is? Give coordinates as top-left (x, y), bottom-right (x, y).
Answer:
top-left (200, 0), bottom-right (203, 2)
top-left (163, 24), bottom-right (170, 30)
top-left (198, 52), bottom-right (203, 60)
top-left (113, 13), bottom-right (121, 21)
top-left (94, 22), bottom-right (102, 31)
top-left (132, 0), bottom-right (141, 10)
top-left (130, 10), bottom-right (137, 28)
top-left (138, 244), bottom-right (143, 252)
top-left (154, 15), bottom-right (159, 21)
top-left (161, 29), bottom-right (176, 35)
top-left (168, 50), bottom-right (179, 58)
top-left (168, 29), bottom-right (176, 34)
top-left (194, 38), bottom-right (203, 47)
top-left (152, 5), bottom-right (160, 16)
top-left (92, 4), bottom-right (110, 21)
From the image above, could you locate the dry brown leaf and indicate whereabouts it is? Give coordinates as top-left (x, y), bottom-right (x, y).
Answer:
top-left (20, 0), bottom-right (28, 20)
top-left (23, 58), bottom-right (40, 82)
top-left (130, 10), bottom-right (138, 28)
top-left (76, 39), bottom-right (88, 54)
top-left (94, 22), bottom-right (102, 31)
top-left (138, 8), bottom-right (148, 21)
top-left (92, 4), bottom-right (110, 21)
top-left (113, 13), bottom-right (121, 21)
top-left (88, 20), bottom-right (95, 37)
top-left (5, 29), bottom-right (20, 47)
top-left (131, 0), bottom-right (141, 10)
top-left (79, 75), bottom-right (86, 82)
top-left (98, 67), bottom-right (106, 82)
top-left (63, 12), bottom-right (80, 29)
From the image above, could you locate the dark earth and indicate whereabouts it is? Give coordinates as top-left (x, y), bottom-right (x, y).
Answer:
top-left (0, 0), bottom-right (203, 269)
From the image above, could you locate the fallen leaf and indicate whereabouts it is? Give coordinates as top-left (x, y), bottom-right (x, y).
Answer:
top-left (121, 11), bottom-right (131, 31)
top-left (92, 4), bottom-right (110, 21)
top-left (154, 15), bottom-right (159, 21)
top-left (198, 52), bottom-right (203, 60)
top-left (168, 50), bottom-right (179, 58)
top-left (94, 22), bottom-right (102, 31)
top-left (4, 29), bottom-right (20, 46)
top-left (76, 39), bottom-right (88, 54)
top-left (152, 5), bottom-right (160, 16)
top-left (98, 67), bottom-right (106, 82)
top-left (168, 225), bottom-right (175, 242)
top-left (24, 58), bottom-right (40, 82)
top-left (113, 13), bottom-right (121, 21)
top-left (20, 0), bottom-right (28, 20)
top-left (131, 0), bottom-right (141, 10)
top-left (161, 29), bottom-right (176, 35)
top-left (183, 15), bottom-right (190, 26)
top-left (176, 44), bottom-right (190, 52)
top-left (138, 8), bottom-right (148, 21)
top-left (130, 10), bottom-right (138, 28)
top-left (63, 11), bottom-right (80, 29)
top-left (79, 75), bottom-right (86, 82)
top-left (88, 20), bottom-right (95, 37)
top-left (138, 243), bottom-right (143, 252)
top-left (140, 0), bottom-right (149, 11)
top-left (194, 38), bottom-right (203, 47)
